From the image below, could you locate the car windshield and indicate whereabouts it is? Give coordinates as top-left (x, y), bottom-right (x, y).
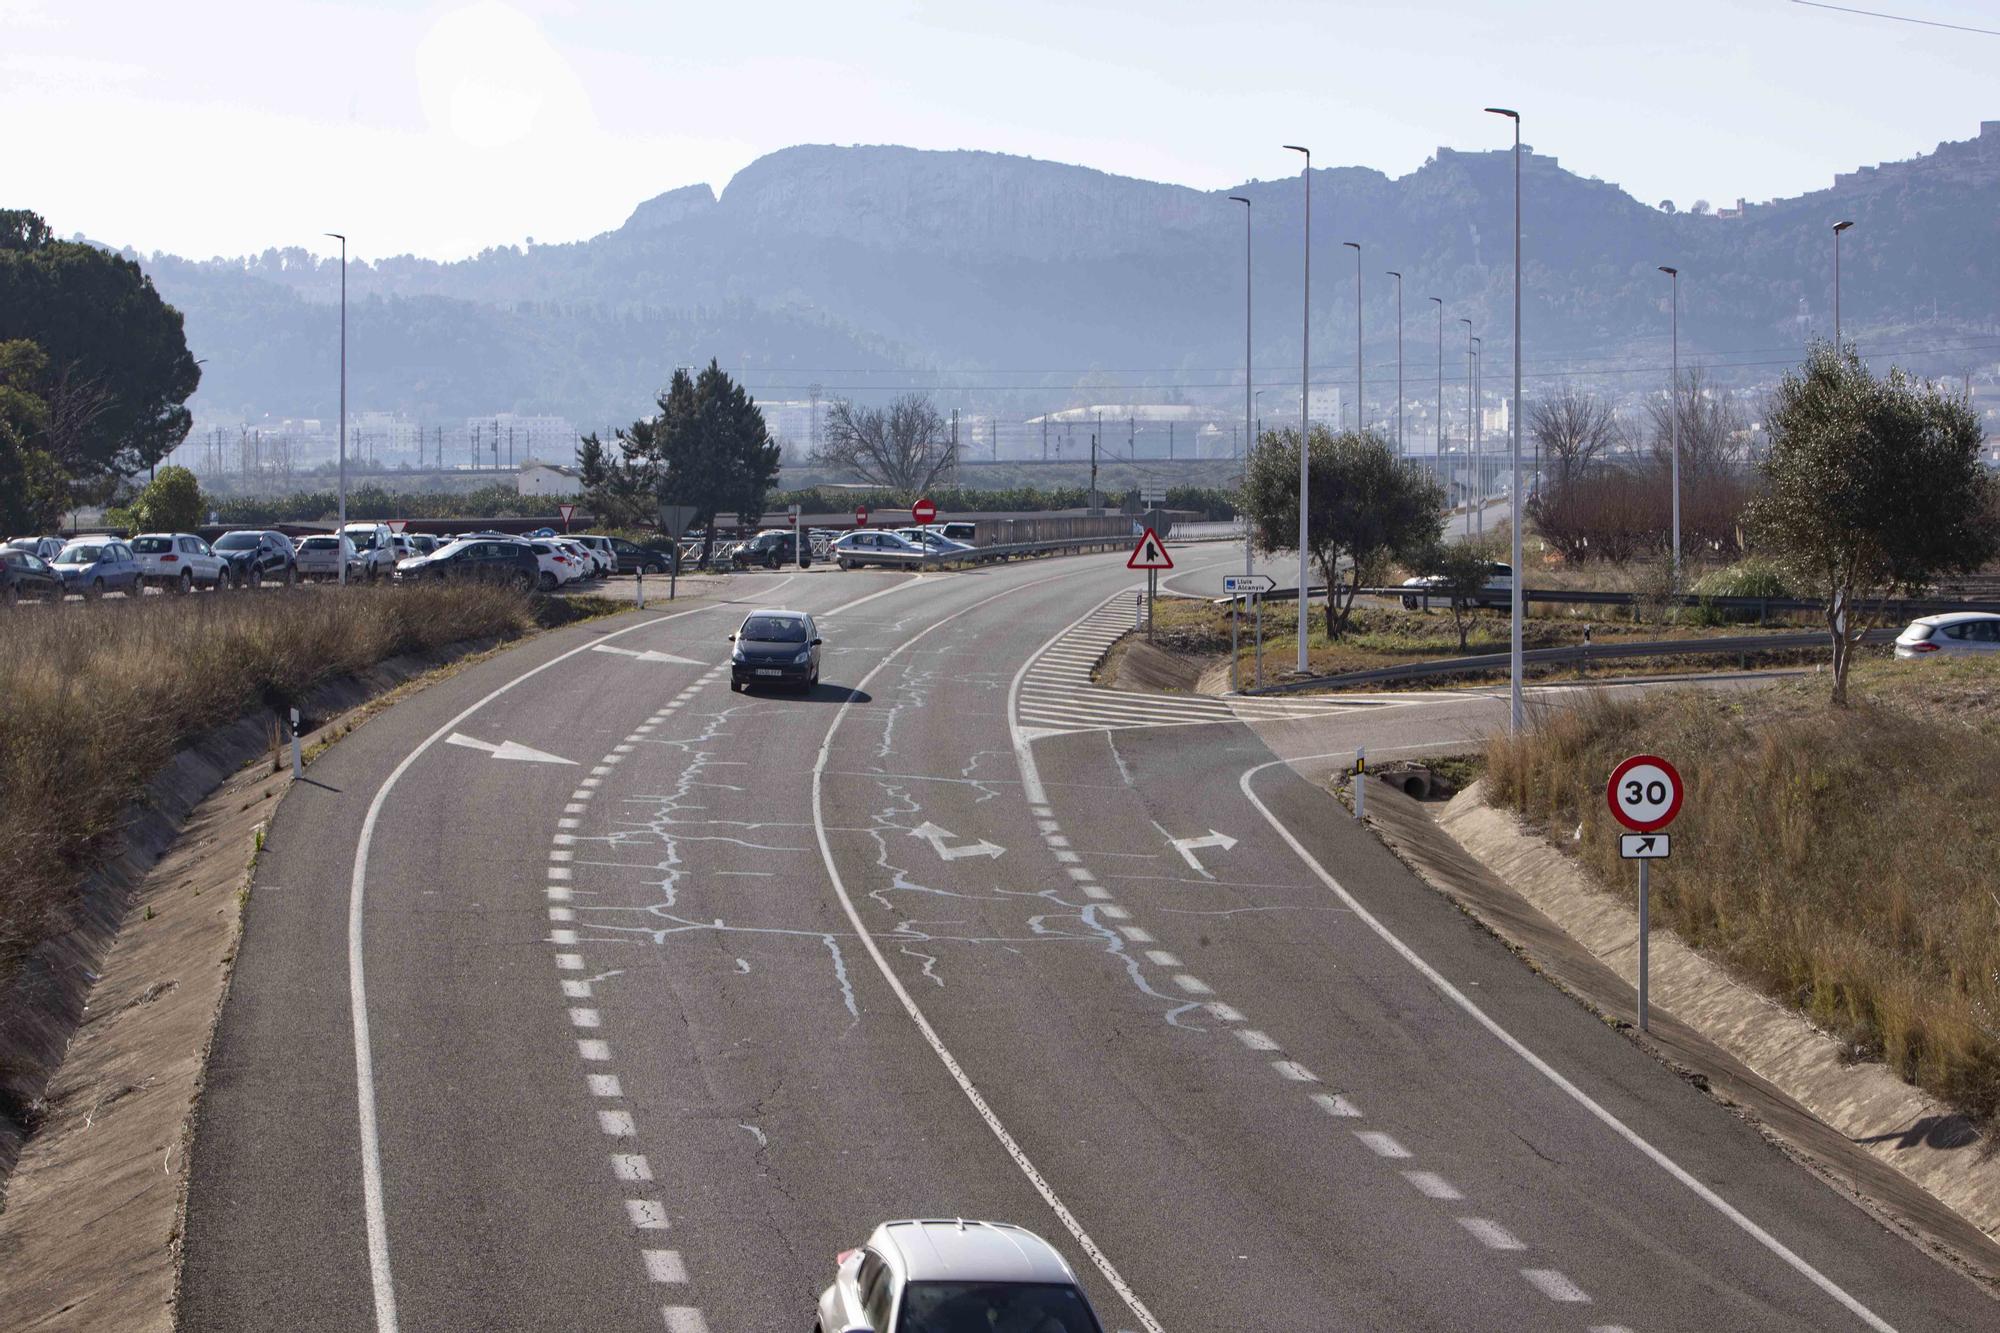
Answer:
top-left (896, 1282), bottom-right (1100, 1333)
top-left (56, 545), bottom-right (101, 563)
top-left (214, 533), bottom-right (261, 550)
top-left (740, 616), bottom-right (807, 643)
top-left (131, 536), bottom-right (172, 553)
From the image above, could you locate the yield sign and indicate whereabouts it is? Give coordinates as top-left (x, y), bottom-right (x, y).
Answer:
top-left (386, 519), bottom-right (407, 533)
top-left (444, 732), bottom-right (575, 765)
top-left (1127, 526), bottom-right (1173, 570)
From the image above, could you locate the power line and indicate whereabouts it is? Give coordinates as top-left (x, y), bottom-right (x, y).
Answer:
top-left (1792, 0), bottom-right (2000, 37)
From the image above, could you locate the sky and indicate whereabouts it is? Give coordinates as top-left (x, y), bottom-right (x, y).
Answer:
top-left (5, 0), bottom-right (1996, 262)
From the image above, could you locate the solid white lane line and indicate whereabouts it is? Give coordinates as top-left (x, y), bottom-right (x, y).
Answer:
top-left (1238, 756), bottom-right (1898, 1333)
top-left (1520, 1269), bottom-right (1592, 1303)
top-left (644, 1249), bottom-right (689, 1283)
top-left (1311, 1092), bottom-right (1362, 1118)
top-left (1401, 1170), bottom-right (1464, 1200)
top-left (811, 565), bottom-right (1167, 1333)
top-left (1354, 1131), bottom-right (1413, 1159)
top-left (612, 1153), bottom-right (652, 1181)
top-left (1459, 1217), bottom-right (1527, 1251)
top-left (626, 1199), bottom-right (669, 1229)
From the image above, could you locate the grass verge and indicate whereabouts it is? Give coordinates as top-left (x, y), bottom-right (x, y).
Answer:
top-left (1484, 656), bottom-right (2000, 1124)
top-left (0, 583), bottom-right (556, 993)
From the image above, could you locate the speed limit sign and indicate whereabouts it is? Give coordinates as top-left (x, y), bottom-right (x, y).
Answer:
top-left (1607, 754), bottom-right (1682, 832)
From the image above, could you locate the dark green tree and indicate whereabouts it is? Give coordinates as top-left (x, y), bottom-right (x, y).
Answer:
top-left (0, 338), bottom-right (68, 533)
top-left (111, 464), bottom-right (206, 535)
top-left (1747, 342), bottom-right (2000, 706)
top-left (617, 360), bottom-right (780, 562)
top-left (1243, 427), bottom-right (1445, 639)
top-left (1417, 541), bottom-right (1496, 652)
top-left (0, 211), bottom-right (200, 479)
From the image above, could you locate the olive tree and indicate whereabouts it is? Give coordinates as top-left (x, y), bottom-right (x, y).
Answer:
top-left (1243, 427), bottom-right (1444, 640)
top-left (1746, 342), bottom-right (1999, 706)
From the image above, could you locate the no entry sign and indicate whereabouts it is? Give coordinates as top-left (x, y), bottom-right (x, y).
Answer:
top-left (1607, 754), bottom-right (1682, 833)
top-left (854, 505), bottom-right (870, 526)
top-left (912, 497), bottom-right (937, 524)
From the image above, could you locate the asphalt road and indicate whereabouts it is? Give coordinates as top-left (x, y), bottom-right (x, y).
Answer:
top-left (180, 549), bottom-right (1996, 1331)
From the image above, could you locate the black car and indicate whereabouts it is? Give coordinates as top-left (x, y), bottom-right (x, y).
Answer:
top-left (728, 609), bottom-right (822, 691)
top-left (601, 536), bottom-right (676, 575)
top-left (393, 537), bottom-right (539, 586)
top-left (731, 529), bottom-right (811, 570)
top-left (1, 548), bottom-right (66, 604)
top-left (211, 529), bottom-right (299, 588)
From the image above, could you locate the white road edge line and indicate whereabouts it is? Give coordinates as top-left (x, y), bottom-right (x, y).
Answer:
top-left (1237, 755), bottom-right (1898, 1333)
top-left (811, 564), bottom-right (1168, 1333)
top-left (345, 581), bottom-right (794, 1332)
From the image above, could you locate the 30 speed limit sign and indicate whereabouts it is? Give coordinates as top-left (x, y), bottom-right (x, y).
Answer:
top-left (1607, 754), bottom-right (1683, 832)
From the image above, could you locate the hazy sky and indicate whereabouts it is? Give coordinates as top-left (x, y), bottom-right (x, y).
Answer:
top-left (7, 0), bottom-right (1995, 261)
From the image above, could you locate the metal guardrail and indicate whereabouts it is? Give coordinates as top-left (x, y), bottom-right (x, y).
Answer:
top-left (1223, 582), bottom-right (2000, 622)
top-left (1242, 627), bottom-right (1897, 694)
top-left (719, 532), bottom-right (1139, 574)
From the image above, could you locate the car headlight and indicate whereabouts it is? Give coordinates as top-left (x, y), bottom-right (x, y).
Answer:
top-left (792, 648), bottom-right (812, 664)
top-left (731, 648), bottom-right (747, 663)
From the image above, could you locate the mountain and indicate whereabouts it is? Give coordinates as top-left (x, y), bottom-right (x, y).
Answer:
top-left (134, 125), bottom-right (2000, 428)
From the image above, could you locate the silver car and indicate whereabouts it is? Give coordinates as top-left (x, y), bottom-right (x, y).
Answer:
top-left (831, 530), bottom-right (929, 570)
top-left (817, 1220), bottom-right (1103, 1333)
top-left (1895, 611), bottom-right (2000, 658)
top-left (296, 533), bottom-right (364, 583)
top-left (52, 537), bottom-right (143, 597)
top-left (896, 527), bottom-right (974, 557)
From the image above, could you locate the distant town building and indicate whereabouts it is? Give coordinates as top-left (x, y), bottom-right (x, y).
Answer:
top-left (516, 459), bottom-right (582, 497)
top-left (466, 414), bottom-right (580, 470)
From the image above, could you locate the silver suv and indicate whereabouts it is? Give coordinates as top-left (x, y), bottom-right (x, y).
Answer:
top-left (340, 522), bottom-right (397, 580)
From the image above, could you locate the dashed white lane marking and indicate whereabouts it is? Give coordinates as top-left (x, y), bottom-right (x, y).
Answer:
top-left (1238, 754), bottom-right (1897, 1333)
top-left (561, 980), bottom-right (591, 998)
top-left (1081, 885), bottom-right (1113, 900)
top-left (1171, 974), bottom-right (1211, 995)
top-left (556, 954), bottom-right (584, 971)
top-left (568, 1007), bottom-right (601, 1028)
top-left (662, 1308), bottom-right (711, 1333)
top-left (1270, 1060), bottom-right (1318, 1082)
top-left (557, 817), bottom-right (579, 829)
top-left (551, 929), bottom-right (579, 944)
top-left (626, 1199), bottom-right (669, 1229)
top-left (1402, 1170), bottom-right (1464, 1200)
top-left (1458, 1217), bottom-right (1527, 1251)
top-left (613, 1154), bottom-right (652, 1181)
top-left (598, 1109), bottom-right (636, 1137)
top-left (550, 849), bottom-right (574, 860)
top-left (1520, 1269), bottom-right (1592, 1303)
top-left (588, 1074), bottom-right (623, 1097)
top-left (549, 907), bottom-right (575, 922)
top-left (644, 1250), bottom-right (689, 1284)
top-left (1233, 1029), bottom-right (1280, 1051)
top-left (548, 887), bottom-right (574, 901)
top-left (1117, 926), bottom-right (1155, 944)
top-left (1143, 951), bottom-right (1181, 967)
top-left (1203, 1002), bottom-right (1244, 1023)
top-left (1589, 1325), bottom-right (1638, 1333)
top-left (1311, 1093), bottom-right (1362, 1118)
top-left (1354, 1131), bottom-right (1413, 1159)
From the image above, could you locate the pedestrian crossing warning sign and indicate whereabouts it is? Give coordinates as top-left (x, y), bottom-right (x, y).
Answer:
top-left (1127, 527), bottom-right (1174, 570)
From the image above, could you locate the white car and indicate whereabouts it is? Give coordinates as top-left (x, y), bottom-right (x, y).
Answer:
top-left (528, 540), bottom-right (581, 589)
top-left (1894, 611), bottom-right (2000, 658)
top-left (341, 522), bottom-right (398, 580)
top-left (555, 537), bottom-right (603, 578)
top-left (295, 533), bottom-right (364, 583)
top-left (1401, 561), bottom-right (1514, 609)
top-left (817, 1220), bottom-right (1103, 1333)
top-left (130, 532), bottom-right (231, 593)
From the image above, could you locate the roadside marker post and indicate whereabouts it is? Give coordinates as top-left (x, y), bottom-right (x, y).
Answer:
top-left (289, 707), bottom-right (302, 780)
top-left (1353, 746), bottom-right (1366, 821)
top-left (789, 503), bottom-right (804, 567)
top-left (1608, 754), bottom-right (1684, 1033)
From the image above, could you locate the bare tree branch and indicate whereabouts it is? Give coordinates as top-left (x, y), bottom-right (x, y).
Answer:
top-left (811, 393), bottom-right (953, 495)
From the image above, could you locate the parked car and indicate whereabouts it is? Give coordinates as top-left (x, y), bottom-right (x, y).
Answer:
top-left (131, 532), bottom-right (230, 592)
top-left (732, 528), bottom-right (812, 569)
top-left (393, 537), bottom-right (539, 586)
top-left (728, 609), bottom-right (822, 691)
top-left (212, 529), bottom-right (299, 588)
top-left (527, 540), bottom-right (580, 589)
top-left (295, 533), bottom-right (364, 583)
top-left (933, 520), bottom-right (977, 545)
top-left (340, 522), bottom-right (398, 580)
top-left (406, 533), bottom-right (441, 557)
top-left (817, 1220), bottom-right (1103, 1333)
top-left (1894, 611), bottom-right (2000, 659)
top-left (896, 527), bottom-right (973, 557)
top-left (1401, 561), bottom-right (1514, 609)
top-left (0, 548), bottom-right (66, 604)
top-left (52, 537), bottom-right (142, 598)
top-left (831, 529), bottom-right (929, 570)
top-left (593, 535), bottom-right (676, 575)
top-left (554, 537), bottom-right (601, 578)
top-left (6, 536), bottom-right (68, 562)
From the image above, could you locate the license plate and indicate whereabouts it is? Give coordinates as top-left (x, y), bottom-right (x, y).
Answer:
top-left (755, 668), bottom-right (782, 677)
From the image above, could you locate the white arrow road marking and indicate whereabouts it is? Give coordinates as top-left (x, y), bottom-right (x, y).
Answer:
top-left (909, 820), bottom-right (1006, 861)
top-left (590, 644), bottom-right (707, 666)
top-left (443, 732), bottom-right (576, 765)
top-left (1168, 828), bottom-right (1238, 876)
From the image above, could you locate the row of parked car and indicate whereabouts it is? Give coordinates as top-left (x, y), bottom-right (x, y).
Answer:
top-left (1, 525), bottom-right (678, 604)
top-left (714, 523), bottom-right (981, 572)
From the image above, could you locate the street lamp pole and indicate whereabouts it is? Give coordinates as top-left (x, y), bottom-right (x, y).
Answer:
top-left (1460, 317), bottom-right (1474, 530)
top-left (1660, 265), bottom-right (1681, 570)
top-left (1486, 106), bottom-right (1524, 733)
top-left (1832, 219), bottom-right (1853, 348)
top-left (1471, 336), bottom-right (1482, 538)
top-left (1429, 296), bottom-right (1444, 493)
top-left (1231, 195), bottom-right (1253, 582)
top-left (325, 231), bottom-right (347, 586)
top-left (1285, 144), bottom-right (1312, 673)
top-left (1387, 271), bottom-right (1404, 456)
top-left (1344, 242), bottom-right (1362, 436)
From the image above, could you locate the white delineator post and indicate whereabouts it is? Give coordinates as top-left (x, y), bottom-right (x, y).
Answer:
top-left (290, 707), bottom-right (303, 780)
top-left (1353, 746), bottom-right (1366, 821)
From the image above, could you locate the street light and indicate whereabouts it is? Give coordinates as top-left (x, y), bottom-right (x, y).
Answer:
top-left (1470, 336), bottom-right (1482, 538)
top-left (1460, 317), bottom-right (1474, 522)
top-left (1486, 104), bottom-right (1524, 733)
top-left (1386, 271), bottom-right (1404, 456)
top-left (1832, 219), bottom-right (1854, 348)
top-left (1231, 195), bottom-right (1253, 585)
top-left (1284, 144), bottom-right (1311, 674)
top-left (325, 231), bottom-right (347, 586)
top-left (1660, 265), bottom-right (1681, 570)
top-left (1429, 296), bottom-right (1444, 491)
top-left (1343, 241), bottom-right (1362, 435)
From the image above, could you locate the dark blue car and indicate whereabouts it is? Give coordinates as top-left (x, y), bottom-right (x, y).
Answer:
top-left (52, 537), bottom-right (142, 598)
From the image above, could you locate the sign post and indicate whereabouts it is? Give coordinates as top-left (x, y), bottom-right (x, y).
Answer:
top-left (1607, 754), bottom-right (1684, 1033)
top-left (1223, 575), bottom-right (1273, 692)
top-left (657, 503), bottom-right (697, 602)
top-left (789, 503), bottom-right (804, 567)
top-left (558, 503), bottom-right (576, 533)
top-left (1127, 526), bottom-right (1173, 644)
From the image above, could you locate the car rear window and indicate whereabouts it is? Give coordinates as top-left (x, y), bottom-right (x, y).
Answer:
top-left (895, 1282), bottom-right (1100, 1332)
top-left (131, 537), bottom-right (172, 553)
top-left (1904, 624), bottom-right (1935, 641)
top-left (300, 536), bottom-right (338, 550)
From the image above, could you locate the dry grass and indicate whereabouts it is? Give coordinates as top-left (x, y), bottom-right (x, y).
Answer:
top-left (0, 584), bottom-right (543, 991)
top-left (1485, 656), bottom-right (2000, 1123)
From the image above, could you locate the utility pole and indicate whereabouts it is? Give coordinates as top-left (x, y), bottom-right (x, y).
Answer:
top-left (1471, 337), bottom-right (1482, 536)
top-left (1387, 271), bottom-right (1404, 456)
top-left (325, 231), bottom-right (347, 585)
top-left (1661, 264), bottom-right (1683, 570)
top-left (1284, 143), bottom-right (1311, 676)
top-left (1486, 104), bottom-right (1525, 734)
top-left (1042, 416), bottom-right (1048, 461)
top-left (1430, 296), bottom-right (1444, 491)
top-left (1344, 241), bottom-right (1362, 436)
top-left (1089, 432), bottom-right (1099, 509)
top-left (1461, 317), bottom-right (1474, 513)
top-left (1833, 219), bottom-right (1854, 347)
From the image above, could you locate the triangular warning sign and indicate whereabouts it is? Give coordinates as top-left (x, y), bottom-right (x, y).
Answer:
top-left (1127, 526), bottom-right (1174, 570)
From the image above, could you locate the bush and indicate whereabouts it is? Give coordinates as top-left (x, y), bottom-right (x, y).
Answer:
top-left (1686, 558), bottom-right (1792, 626)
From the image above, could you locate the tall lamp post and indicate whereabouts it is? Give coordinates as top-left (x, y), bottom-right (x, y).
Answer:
top-left (1470, 336), bottom-right (1482, 538)
top-left (1459, 317), bottom-right (1474, 512)
top-left (1485, 106), bottom-right (1524, 732)
top-left (1387, 271), bottom-right (1404, 456)
top-left (1660, 265), bottom-right (1681, 570)
top-left (1429, 296), bottom-right (1444, 492)
top-left (1284, 144), bottom-right (1312, 673)
top-left (1832, 219), bottom-right (1854, 347)
top-left (1231, 195), bottom-right (1253, 583)
top-left (325, 231), bottom-right (347, 586)
top-left (1343, 241), bottom-right (1362, 435)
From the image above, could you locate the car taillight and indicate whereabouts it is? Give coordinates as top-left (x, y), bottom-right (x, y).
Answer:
top-left (836, 1249), bottom-right (860, 1266)
top-left (1909, 642), bottom-right (1939, 652)
top-left (160, 554), bottom-right (178, 562)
